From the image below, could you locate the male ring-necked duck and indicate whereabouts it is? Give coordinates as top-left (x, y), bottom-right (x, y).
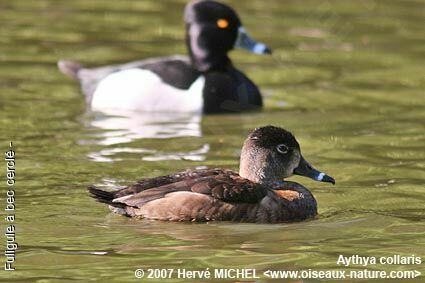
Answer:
top-left (88, 126), bottom-right (335, 223)
top-left (58, 0), bottom-right (271, 113)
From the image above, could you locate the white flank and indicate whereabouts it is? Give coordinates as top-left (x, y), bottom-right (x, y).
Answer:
top-left (91, 69), bottom-right (204, 113)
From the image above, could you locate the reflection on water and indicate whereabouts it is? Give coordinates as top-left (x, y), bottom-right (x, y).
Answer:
top-left (142, 144), bottom-right (209, 162)
top-left (87, 144), bottom-right (210, 162)
top-left (85, 109), bottom-right (208, 162)
top-left (90, 110), bottom-right (202, 144)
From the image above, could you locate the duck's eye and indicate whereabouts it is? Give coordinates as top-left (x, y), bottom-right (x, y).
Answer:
top-left (217, 18), bottom-right (229, 29)
top-left (276, 144), bottom-right (289, 154)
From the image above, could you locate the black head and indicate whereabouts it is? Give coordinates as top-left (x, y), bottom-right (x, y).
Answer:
top-left (184, 0), bottom-right (271, 72)
top-left (239, 126), bottom-right (335, 185)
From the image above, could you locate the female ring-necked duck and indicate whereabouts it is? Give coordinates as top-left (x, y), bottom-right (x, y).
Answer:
top-left (89, 126), bottom-right (335, 223)
top-left (58, 0), bottom-right (271, 113)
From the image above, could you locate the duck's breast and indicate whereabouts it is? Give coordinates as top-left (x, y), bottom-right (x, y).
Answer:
top-left (257, 186), bottom-right (317, 223)
top-left (91, 69), bottom-right (205, 113)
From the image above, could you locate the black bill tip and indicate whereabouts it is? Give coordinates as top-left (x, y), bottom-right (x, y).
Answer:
top-left (323, 175), bottom-right (336, 185)
top-left (316, 173), bottom-right (335, 185)
top-left (263, 46), bottom-right (272, 54)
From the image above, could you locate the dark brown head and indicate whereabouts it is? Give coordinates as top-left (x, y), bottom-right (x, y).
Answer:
top-left (239, 126), bottom-right (335, 185)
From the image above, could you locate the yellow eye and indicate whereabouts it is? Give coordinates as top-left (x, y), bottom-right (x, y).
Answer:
top-left (217, 18), bottom-right (229, 29)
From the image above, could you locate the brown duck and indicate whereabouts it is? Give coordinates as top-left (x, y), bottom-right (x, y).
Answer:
top-left (88, 126), bottom-right (335, 223)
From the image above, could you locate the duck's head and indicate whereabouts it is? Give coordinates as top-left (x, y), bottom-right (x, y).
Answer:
top-left (239, 126), bottom-right (335, 185)
top-left (184, 0), bottom-right (271, 72)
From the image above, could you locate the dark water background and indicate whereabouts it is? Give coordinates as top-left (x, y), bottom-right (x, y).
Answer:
top-left (0, 0), bottom-right (424, 282)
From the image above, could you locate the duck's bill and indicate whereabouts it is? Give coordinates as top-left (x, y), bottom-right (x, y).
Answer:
top-left (294, 156), bottom-right (335, 185)
top-left (235, 27), bottom-right (272, 55)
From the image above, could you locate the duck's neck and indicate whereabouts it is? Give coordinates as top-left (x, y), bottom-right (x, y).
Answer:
top-left (185, 26), bottom-right (232, 73)
top-left (190, 54), bottom-right (231, 73)
top-left (239, 151), bottom-right (280, 185)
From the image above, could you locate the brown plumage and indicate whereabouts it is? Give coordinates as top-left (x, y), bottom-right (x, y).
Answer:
top-left (88, 126), bottom-right (335, 223)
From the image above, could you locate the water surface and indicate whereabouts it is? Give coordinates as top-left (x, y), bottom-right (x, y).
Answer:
top-left (1, 0), bottom-right (424, 282)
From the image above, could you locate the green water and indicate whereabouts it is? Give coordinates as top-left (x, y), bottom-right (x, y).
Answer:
top-left (1, 0), bottom-right (424, 282)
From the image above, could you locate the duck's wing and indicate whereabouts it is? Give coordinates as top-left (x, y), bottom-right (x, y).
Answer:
top-left (110, 171), bottom-right (267, 208)
top-left (189, 173), bottom-right (267, 203)
top-left (88, 168), bottom-right (230, 204)
top-left (112, 168), bottom-right (226, 198)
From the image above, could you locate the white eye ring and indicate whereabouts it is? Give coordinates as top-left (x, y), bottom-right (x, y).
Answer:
top-left (276, 144), bottom-right (289, 154)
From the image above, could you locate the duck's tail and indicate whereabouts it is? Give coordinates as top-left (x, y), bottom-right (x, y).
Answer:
top-left (87, 185), bottom-right (116, 205)
top-left (57, 60), bottom-right (83, 80)
top-left (88, 185), bottom-right (130, 216)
